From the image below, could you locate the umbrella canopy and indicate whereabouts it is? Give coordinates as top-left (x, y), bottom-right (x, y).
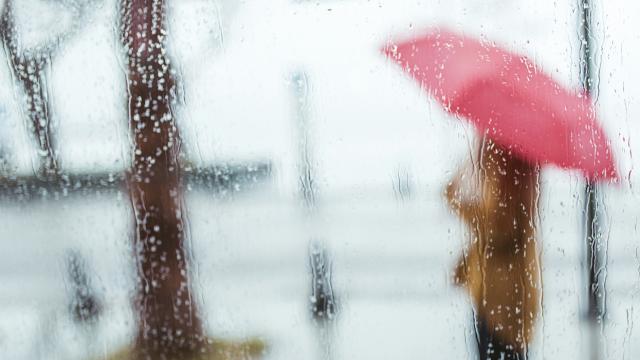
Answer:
top-left (383, 28), bottom-right (617, 181)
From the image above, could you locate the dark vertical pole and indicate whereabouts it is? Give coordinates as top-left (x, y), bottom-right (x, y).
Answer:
top-left (291, 71), bottom-right (337, 359)
top-left (577, 1), bottom-right (607, 359)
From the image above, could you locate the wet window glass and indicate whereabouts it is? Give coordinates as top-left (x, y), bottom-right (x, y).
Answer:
top-left (0, 1), bottom-right (635, 359)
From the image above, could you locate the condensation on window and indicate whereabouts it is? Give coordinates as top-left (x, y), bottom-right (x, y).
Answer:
top-left (0, 1), bottom-right (636, 359)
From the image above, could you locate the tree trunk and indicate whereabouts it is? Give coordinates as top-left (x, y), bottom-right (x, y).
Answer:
top-left (119, 0), bottom-right (205, 358)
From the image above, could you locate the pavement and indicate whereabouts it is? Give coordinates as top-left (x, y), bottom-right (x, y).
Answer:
top-left (0, 179), bottom-right (638, 360)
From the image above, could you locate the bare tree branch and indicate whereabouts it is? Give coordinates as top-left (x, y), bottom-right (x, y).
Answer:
top-left (0, 0), bottom-right (102, 176)
top-left (1, 0), bottom-right (58, 176)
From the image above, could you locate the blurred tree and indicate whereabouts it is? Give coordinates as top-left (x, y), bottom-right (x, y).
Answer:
top-left (0, 0), bottom-right (58, 176)
top-left (0, 0), bottom-right (99, 177)
top-left (119, 0), bottom-right (206, 358)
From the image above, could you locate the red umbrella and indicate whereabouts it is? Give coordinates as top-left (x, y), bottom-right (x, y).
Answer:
top-left (383, 28), bottom-right (617, 181)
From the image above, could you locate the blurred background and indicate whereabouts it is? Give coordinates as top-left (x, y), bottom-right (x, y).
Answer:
top-left (0, 0), bottom-right (639, 359)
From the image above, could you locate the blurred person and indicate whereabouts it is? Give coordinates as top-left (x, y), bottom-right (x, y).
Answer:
top-left (445, 137), bottom-right (542, 360)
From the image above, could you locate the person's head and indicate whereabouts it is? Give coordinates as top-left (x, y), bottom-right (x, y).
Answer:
top-left (476, 136), bottom-right (540, 237)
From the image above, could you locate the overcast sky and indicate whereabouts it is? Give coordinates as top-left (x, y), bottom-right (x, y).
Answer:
top-left (0, 0), bottom-right (636, 193)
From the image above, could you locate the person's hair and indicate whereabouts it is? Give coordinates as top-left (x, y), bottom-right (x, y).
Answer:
top-left (476, 137), bottom-right (540, 248)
